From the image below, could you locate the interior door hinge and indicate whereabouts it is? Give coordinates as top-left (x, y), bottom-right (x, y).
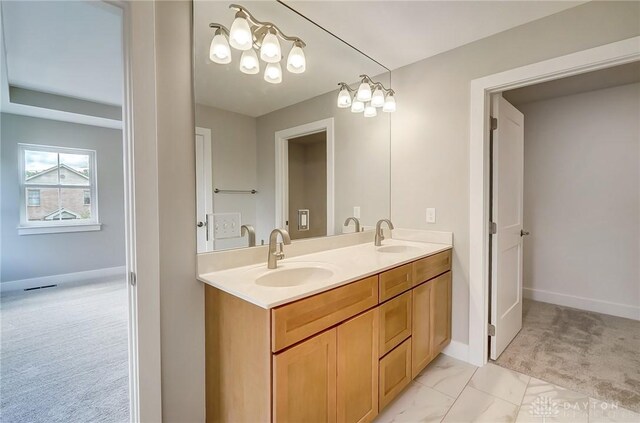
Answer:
top-left (488, 323), bottom-right (496, 336)
top-left (129, 271), bottom-right (137, 286)
top-left (490, 116), bottom-right (498, 130)
top-left (489, 222), bottom-right (497, 235)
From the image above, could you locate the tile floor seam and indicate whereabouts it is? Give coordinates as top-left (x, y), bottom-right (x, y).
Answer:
top-left (438, 365), bottom-right (479, 422)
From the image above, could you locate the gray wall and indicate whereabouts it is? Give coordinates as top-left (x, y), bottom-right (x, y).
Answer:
top-left (0, 113), bottom-right (125, 282)
top-left (519, 83), bottom-right (640, 312)
top-left (388, 1), bottom-right (640, 344)
top-left (256, 84), bottom-right (392, 244)
top-left (155, 1), bottom-right (205, 421)
top-left (195, 104), bottom-right (257, 250)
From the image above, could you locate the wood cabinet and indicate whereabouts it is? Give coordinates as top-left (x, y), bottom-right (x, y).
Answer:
top-left (379, 292), bottom-right (412, 357)
top-left (273, 329), bottom-right (337, 422)
top-left (337, 309), bottom-right (379, 423)
top-left (205, 248), bottom-right (452, 422)
top-left (430, 272), bottom-right (452, 355)
top-left (411, 271), bottom-right (452, 378)
top-left (378, 338), bottom-right (412, 410)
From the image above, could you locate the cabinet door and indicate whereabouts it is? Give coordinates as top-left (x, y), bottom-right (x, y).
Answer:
top-left (430, 272), bottom-right (452, 357)
top-left (337, 309), bottom-right (379, 423)
top-left (411, 281), bottom-right (432, 378)
top-left (273, 329), bottom-right (337, 423)
top-left (379, 292), bottom-right (412, 357)
top-left (379, 338), bottom-right (412, 411)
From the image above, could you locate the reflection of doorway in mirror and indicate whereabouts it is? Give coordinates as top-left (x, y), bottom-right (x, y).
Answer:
top-left (288, 132), bottom-right (327, 240)
top-left (275, 118), bottom-right (335, 239)
top-left (195, 127), bottom-right (213, 253)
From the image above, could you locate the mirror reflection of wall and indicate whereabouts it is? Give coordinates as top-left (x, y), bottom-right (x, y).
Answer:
top-left (194, 1), bottom-right (392, 252)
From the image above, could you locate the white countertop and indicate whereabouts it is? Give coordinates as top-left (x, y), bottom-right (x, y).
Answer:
top-left (198, 238), bottom-right (452, 309)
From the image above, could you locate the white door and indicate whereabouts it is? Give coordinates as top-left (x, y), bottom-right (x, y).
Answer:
top-left (490, 95), bottom-right (525, 360)
top-left (195, 127), bottom-right (213, 253)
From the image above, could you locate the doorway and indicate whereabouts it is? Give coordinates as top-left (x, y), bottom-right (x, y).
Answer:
top-left (275, 118), bottom-right (335, 237)
top-left (0, 1), bottom-right (138, 421)
top-left (487, 62), bottom-right (640, 412)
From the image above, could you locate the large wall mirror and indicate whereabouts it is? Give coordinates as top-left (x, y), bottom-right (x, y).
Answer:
top-left (194, 1), bottom-right (391, 252)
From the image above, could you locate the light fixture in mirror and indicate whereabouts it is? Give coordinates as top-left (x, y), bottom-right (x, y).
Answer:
top-left (194, 1), bottom-right (391, 252)
top-left (209, 28), bottom-right (231, 64)
top-left (337, 74), bottom-right (396, 116)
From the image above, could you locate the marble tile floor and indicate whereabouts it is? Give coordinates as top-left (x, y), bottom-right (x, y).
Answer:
top-left (374, 354), bottom-right (640, 423)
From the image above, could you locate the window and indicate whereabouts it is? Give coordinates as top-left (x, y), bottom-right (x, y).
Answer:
top-left (19, 144), bottom-right (100, 234)
top-left (27, 189), bottom-right (41, 206)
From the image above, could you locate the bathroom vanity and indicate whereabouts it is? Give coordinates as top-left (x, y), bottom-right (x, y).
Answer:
top-left (200, 239), bottom-right (452, 422)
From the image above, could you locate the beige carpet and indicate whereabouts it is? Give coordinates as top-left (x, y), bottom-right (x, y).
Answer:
top-left (495, 299), bottom-right (640, 413)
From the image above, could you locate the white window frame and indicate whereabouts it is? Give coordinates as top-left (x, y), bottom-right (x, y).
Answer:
top-left (18, 143), bottom-right (101, 235)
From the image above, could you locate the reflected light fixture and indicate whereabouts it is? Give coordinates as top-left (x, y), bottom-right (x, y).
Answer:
top-left (209, 4), bottom-right (306, 84)
top-left (337, 75), bottom-right (396, 117)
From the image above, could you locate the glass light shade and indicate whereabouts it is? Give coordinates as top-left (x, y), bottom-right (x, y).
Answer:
top-left (286, 44), bottom-right (306, 74)
top-left (371, 87), bottom-right (385, 108)
top-left (356, 81), bottom-right (372, 101)
top-left (239, 49), bottom-right (260, 74)
top-left (260, 32), bottom-right (282, 63)
top-left (383, 93), bottom-right (396, 112)
top-left (264, 62), bottom-right (282, 84)
top-left (229, 15), bottom-right (253, 50)
top-left (337, 87), bottom-right (352, 108)
top-left (364, 102), bottom-right (377, 117)
top-left (351, 95), bottom-right (365, 113)
top-left (209, 32), bottom-right (231, 64)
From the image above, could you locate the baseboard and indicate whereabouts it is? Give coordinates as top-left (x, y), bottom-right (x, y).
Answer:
top-left (1, 266), bottom-right (126, 293)
top-left (442, 340), bottom-right (470, 363)
top-left (524, 287), bottom-right (640, 321)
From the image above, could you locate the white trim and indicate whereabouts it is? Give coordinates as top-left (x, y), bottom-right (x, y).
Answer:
top-left (18, 222), bottom-right (102, 235)
top-left (195, 127), bottom-right (213, 252)
top-left (0, 266), bottom-right (126, 293)
top-left (468, 36), bottom-right (640, 367)
top-left (275, 118), bottom-right (335, 236)
top-left (441, 340), bottom-right (470, 363)
top-left (524, 288), bottom-right (640, 322)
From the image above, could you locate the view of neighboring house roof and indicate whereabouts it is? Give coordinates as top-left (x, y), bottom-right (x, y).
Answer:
top-left (42, 208), bottom-right (82, 221)
top-left (26, 163), bottom-right (89, 182)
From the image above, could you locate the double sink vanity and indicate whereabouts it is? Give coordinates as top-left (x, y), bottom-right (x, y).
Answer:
top-left (198, 227), bottom-right (453, 422)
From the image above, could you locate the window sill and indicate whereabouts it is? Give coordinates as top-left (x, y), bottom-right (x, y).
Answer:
top-left (18, 223), bottom-right (102, 235)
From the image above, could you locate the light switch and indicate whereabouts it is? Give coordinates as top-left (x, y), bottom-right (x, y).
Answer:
top-left (353, 206), bottom-right (361, 219)
top-left (426, 208), bottom-right (436, 224)
top-left (213, 213), bottom-right (241, 239)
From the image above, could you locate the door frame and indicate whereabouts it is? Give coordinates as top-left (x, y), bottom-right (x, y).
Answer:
top-left (468, 36), bottom-right (640, 367)
top-left (116, 0), bottom-right (163, 421)
top-left (195, 127), bottom-right (213, 252)
top-left (275, 118), bottom-right (335, 236)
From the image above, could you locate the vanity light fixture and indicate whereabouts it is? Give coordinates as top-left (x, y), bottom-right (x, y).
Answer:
top-left (337, 75), bottom-right (396, 116)
top-left (209, 4), bottom-right (306, 84)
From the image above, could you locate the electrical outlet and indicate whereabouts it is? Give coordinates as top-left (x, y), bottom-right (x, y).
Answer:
top-left (426, 208), bottom-right (436, 224)
top-left (353, 206), bottom-right (361, 219)
top-left (213, 213), bottom-right (241, 239)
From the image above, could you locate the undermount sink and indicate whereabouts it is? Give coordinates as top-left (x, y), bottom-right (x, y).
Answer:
top-left (253, 263), bottom-right (335, 287)
top-left (377, 245), bottom-right (422, 254)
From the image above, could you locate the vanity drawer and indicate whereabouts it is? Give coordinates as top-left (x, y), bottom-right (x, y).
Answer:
top-left (272, 276), bottom-right (379, 352)
top-left (379, 337), bottom-right (412, 411)
top-left (379, 291), bottom-right (412, 357)
top-left (379, 263), bottom-right (413, 303)
top-left (412, 250), bottom-right (452, 286)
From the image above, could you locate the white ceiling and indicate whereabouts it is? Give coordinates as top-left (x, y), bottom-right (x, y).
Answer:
top-left (1, 1), bottom-right (123, 107)
top-left (194, 1), bottom-right (388, 117)
top-left (284, 1), bottom-right (587, 71)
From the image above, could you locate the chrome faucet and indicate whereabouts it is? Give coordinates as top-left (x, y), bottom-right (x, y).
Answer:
top-left (241, 224), bottom-right (256, 247)
top-left (267, 228), bottom-right (291, 269)
top-left (375, 219), bottom-right (394, 246)
top-left (343, 217), bottom-right (361, 233)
